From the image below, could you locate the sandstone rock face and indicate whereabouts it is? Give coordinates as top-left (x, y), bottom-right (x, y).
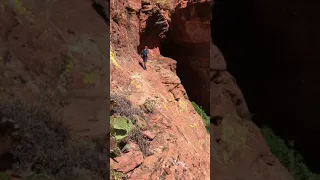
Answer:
top-left (138, 0), bottom-right (171, 56)
top-left (111, 0), bottom-right (294, 179)
top-left (110, 1), bottom-right (210, 179)
top-left (111, 150), bottom-right (144, 173)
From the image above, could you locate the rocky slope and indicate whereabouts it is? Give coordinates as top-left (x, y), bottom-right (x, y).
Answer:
top-left (110, 0), bottom-right (210, 179)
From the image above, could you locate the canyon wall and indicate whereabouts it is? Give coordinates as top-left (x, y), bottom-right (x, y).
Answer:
top-left (211, 0), bottom-right (294, 179)
top-left (110, 0), bottom-right (211, 179)
top-left (212, 0), bottom-right (320, 170)
top-left (161, 0), bottom-right (211, 113)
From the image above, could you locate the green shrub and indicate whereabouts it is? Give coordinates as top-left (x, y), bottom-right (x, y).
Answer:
top-left (109, 94), bottom-right (151, 159)
top-left (110, 168), bottom-right (125, 180)
top-left (110, 116), bottom-right (133, 141)
top-left (261, 126), bottom-right (319, 180)
top-left (192, 101), bottom-right (210, 133)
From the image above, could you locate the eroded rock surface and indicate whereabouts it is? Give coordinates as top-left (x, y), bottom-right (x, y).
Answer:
top-left (110, 1), bottom-right (210, 179)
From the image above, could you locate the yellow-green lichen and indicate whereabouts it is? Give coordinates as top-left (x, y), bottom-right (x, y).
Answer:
top-left (82, 71), bottom-right (100, 86)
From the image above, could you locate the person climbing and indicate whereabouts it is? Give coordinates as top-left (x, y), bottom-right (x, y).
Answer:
top-left (140, 46), bottom-right (149, 70)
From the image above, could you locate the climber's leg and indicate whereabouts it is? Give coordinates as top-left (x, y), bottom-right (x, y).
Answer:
top-left (143, 57), bottom-right (147, 70)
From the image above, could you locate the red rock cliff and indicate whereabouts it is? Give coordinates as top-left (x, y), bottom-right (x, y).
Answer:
top-left (110, 0), bottom-right (210, 179)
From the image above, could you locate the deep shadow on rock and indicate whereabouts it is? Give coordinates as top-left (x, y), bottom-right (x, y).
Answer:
top-left (212, 0), bottom-right (320, 171)
top-left (159, 1), bottom-right (211, 113)
top-left (91, 0), bottom-right (110, 24)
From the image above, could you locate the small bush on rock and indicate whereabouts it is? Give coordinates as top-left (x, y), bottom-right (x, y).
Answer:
top-left (142, 98), bottom-right (156, 114)
top-left (261, 126), bottom-right (320, 180)
top-left (128, 128), bottom-right (152, 157)
top-left (192, 101), bottom-right (210, 133)
top-left (110, 94), bottom-right (144, 119)
top-left (109, 94), bottom-right (151, 159)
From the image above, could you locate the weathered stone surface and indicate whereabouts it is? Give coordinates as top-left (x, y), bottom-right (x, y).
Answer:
top-left (112, 151), bottom-right (144, 173)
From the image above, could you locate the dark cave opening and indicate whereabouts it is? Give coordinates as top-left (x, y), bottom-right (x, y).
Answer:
top-left (158, 1), bottom-right (210, 115)
top-left (212, 0), bottom-right (320, 172)
top-left (159, 30), bottom-right (210, 115)
top-left (138, 1), bottom-right (210, 114)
